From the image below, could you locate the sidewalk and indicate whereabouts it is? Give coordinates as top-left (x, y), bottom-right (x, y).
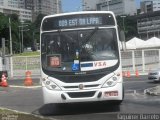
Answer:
top-left (9, 75), bottom-right (41, 80)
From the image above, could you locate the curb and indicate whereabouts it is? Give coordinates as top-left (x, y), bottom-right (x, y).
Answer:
top-left (9, 85), bottom-right (41, 89)
top-left (0, 107), bottom-right (56, 120)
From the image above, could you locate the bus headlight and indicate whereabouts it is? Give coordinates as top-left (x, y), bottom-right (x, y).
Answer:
top-left (102, 75), bottom-right (119, 88)
top-left (42, 78), bottom-right (61, 90)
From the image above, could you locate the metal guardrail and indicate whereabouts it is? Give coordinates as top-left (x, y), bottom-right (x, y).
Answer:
top-left (121, 49), bottom-right (160, 73)
top-left (4, 49), bottom-right (160, 77)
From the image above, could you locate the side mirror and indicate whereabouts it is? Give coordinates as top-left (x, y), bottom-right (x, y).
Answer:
top-left (119, 30), bottom-right (125, 42)
top-left (119, 30), bottom-right (126, 51)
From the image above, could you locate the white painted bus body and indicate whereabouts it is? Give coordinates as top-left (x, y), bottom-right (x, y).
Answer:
top-left (40, 11), bottom-right (123, 104)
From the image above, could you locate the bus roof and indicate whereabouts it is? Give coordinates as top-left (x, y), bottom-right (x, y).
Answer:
top-left (43, 11), bottom-right (115, 19)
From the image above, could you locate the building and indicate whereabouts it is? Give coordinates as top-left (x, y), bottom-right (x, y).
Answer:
top-left (97, 0), bottom-right (137, 16)
top-left (32, 0), bottom-right (61, 21)
top-left (24, 0), bottom-right (62, 21)
top-left (0, 6), bottom-right (19, 15)
top-left (1, 0), bottom-right (25, 9)
top-left (25, 0), bottom-right (33, 10)
top-left (82, 0), bottom-right (100, 11)
top-left (82, 0), bottom-right (137, 16)
top-left (0, 0), bottom-right (32, 22)
top-left (140, 1), bottom-right (153, 13)
top-left (0, 6), bottom-right (32, 22)
top-left (140, 0), bottom-right (160, 13)
top-left (137, 11), bottom-right (160, 39)
top-left (0, 0), bottom-right (62, 22)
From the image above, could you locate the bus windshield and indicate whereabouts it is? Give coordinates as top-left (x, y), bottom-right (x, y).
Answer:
top-left (41, 28), bottom-right (119, 73)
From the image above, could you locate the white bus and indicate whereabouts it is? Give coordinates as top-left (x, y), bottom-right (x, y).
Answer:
top-left (40, 11), bottom-right (124, 105)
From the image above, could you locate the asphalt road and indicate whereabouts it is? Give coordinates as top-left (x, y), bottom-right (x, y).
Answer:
top-left (0, 76), bottom-right (160, 120)
top-left (124, 75), bottom-right (158, 93)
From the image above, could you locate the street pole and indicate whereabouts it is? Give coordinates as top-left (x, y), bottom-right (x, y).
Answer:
top-left (19, 23), bottom-right (29, 53)
top-left (123, 17), bottom-right (125, 32)
top-left (9, 18), bottom-right (13, 55)
top-left (21, 22), bottom-right (24, 52)
top-left (18, 27), bottom-right (21, 53)
top-left (22, 29), bottom-right (23, 52)
top-left (9, 17), bottom-right (13, 78)
top-left (19, 22), bottom-right (28, 53)
top-left (121, 15), bottom-right (126, 32)
top-left (2, 38), bottom-right (6, 70)
top-left (2, 38), bottom-right (5, 63)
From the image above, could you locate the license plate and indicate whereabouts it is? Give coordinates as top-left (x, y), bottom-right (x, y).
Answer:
top-left (105, 91), bottom-right (118, 97)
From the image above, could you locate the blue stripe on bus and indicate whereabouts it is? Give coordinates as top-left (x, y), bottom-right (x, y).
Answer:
top-left (81, 63), bottom-right (93, 67)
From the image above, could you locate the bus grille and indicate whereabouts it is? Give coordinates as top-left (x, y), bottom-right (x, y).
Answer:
top-left (63, 84), bottom-right (100, 89)
top-left (67, 91), bottom-right (96, 98)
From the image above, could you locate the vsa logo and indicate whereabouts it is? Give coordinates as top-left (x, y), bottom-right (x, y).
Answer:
top-left (94, 61), bottom-right (107, 67)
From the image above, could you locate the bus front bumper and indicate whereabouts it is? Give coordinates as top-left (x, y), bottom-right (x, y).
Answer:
top-left (42, 83), bottom-right (123, 104)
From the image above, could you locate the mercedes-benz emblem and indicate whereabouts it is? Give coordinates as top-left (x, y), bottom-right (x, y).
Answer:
top-left (79, 84), bottom-right (84, 90)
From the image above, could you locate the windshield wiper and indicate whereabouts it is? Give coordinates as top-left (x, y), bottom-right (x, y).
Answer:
top-left (81, 27), bottom-right (99, 46)
top-left (58, 29), bottom-right (75, 43)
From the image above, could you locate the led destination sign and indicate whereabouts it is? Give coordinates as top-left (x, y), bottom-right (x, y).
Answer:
top-left (42, 13), bottom-right (115, 31)
top-left (58, 17), bottom-right (102, 27)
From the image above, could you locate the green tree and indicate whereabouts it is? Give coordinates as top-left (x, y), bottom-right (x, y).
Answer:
top-left (31, 14), bottom-right (46, 51)
top-left (0, 13), bottom-right (9, 39)
top-left (0, 13), bottom-right (22, 54)
top-left (0, 13), bottom-right (47, 53)
top-left (34, 14), bottom-right (46, 28)
top-left (10, 14), bottom-right (20, 53)
top-left (116, 15), bottom-right (138, 41)
top-left (0, 13), bottom-right (10, 54)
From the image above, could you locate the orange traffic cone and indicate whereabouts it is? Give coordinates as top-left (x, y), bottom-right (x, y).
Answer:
top-left (0, 73), bottom-right (8, 87)
top-left (126, 71), bottom-right (131, 78)
top-left (135, 69), bottom-right (139, 77)
top-left (24, 71), bottom-right (33, 86)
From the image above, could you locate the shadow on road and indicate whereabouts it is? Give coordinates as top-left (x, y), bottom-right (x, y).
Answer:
top-left (147, 81), bottom-right (160, 84)
top-left (33, 102), bottom-right (120, 116)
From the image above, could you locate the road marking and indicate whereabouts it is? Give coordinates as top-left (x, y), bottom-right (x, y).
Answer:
top-left (125, 89), bottom-right (134, 92)
top-left (9, 85), bottom-right (41, 89)
top-left (125, 89), bottom-right (146, 94)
